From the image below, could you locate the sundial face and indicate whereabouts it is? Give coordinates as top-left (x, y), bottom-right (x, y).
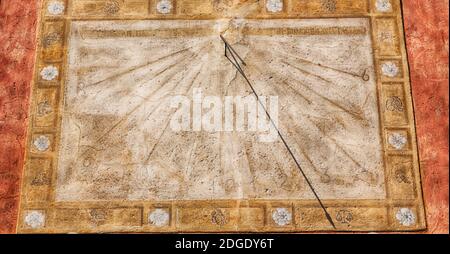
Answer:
top-left (19, 0), bottom-right (425, 232)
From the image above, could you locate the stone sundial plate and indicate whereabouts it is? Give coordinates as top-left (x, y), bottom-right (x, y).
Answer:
top-left (18, 0), bottom-right (425, 233)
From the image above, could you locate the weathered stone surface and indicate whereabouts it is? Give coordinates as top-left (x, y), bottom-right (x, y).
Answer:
top-left (55, 18), bottom-right (383, 202)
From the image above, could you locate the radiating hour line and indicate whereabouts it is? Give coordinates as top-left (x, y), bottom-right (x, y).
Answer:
top-left (244, 47), bottom-right (366, 122)
top-left (281, 59), bottom-right (333, 84)
top-left (77, 44), bottom-right (211, 159)
top-left (221, 35), bottom-right (336, 229)
top-left (246, 47), bottom-right (365, 121)
top-left (155, 50), bottom-right (218, 180)
top-left (142, 55), bottom-right (209, 165)
top-left (248, 55), bottom-right (376, 185)
top-left (83, 40), bottom-right (209, 88)
top-left (284, 79), bottom-right (365, 121)
top-left (250, 38), bottom-right (370, 81)
top-left (246, 58), bottom-right (312, 105)
top-left (305, 115), bottom-right (369, 173)
top-left (248, 42), bottom-right (340, 87)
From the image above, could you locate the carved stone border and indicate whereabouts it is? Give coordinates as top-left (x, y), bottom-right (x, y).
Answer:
top-left (17, 0), bottom-right (426, 233)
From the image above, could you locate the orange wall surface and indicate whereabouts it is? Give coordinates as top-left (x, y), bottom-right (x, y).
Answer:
top-left (0, 0), bottom-right (448, 233)
top-left (402, 0), bottom-right (449, 234)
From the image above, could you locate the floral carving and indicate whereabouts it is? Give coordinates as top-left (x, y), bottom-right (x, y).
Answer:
top-left (47, 1), bottom-right (65, 15)
top-left (149, 209), bottom-right (170, 227)
top-left (376, 0), bottom-right (392, 12)
top-left (33, 135), bottom-right (50, 152)
top-left (396, 208), bottom-right (415, 226)
top-left (272, 208), bottom-right (292, 226)
top-left (40, 65), bottom-right (59, 81)
top-left (388, 133), bottom-right (407, 150)
top-left (266, 0), bottom-right (283, 13)
top-left (381, 62), bottom-right (399, 78)
top-left (24, 211), bottom-right (45, 229)
top-left (157, 0), bottom-right (173, 14)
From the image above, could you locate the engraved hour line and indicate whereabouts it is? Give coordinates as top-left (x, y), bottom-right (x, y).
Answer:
top-left (243, 60), bottom-right (372, 183)
top-left (245, 59), bottom-right (368, 171)
top-left (246, 47), bottom-right (366, 121)
top-left (251, 38), bottom-right (370, 81)
top-left (249, 46), bottom-right (367, 121)
top-left (76, 43), bottom-right (210, 160)
top-left (143, 60), bottom-right (208, 165)
top-left (220, 35), bottom-right (337, 229)
top-left (283, 79), bottom-right (365, 121)
top-left (82, 39), bottom-right (209, 89)
top-left (245, 61), bottom-right (372, 184)
top-left (245, 56), bottom-right (371, 185)
top-left (281, 59), bottom-right (334, 84)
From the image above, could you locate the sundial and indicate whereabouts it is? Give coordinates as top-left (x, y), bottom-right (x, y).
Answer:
top-left (19, 0), bottom-right (426, 232)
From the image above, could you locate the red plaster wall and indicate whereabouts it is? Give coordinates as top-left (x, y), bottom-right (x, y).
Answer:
top-left (403, 0), bottom-right (449, 234)
top-left (0, 0), bottom-right (40, 234)
top-left (0, 0), bottom-right (448, 233)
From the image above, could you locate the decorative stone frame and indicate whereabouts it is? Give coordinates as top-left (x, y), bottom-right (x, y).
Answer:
top-left (18, 0), bottom-right (426, 233)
